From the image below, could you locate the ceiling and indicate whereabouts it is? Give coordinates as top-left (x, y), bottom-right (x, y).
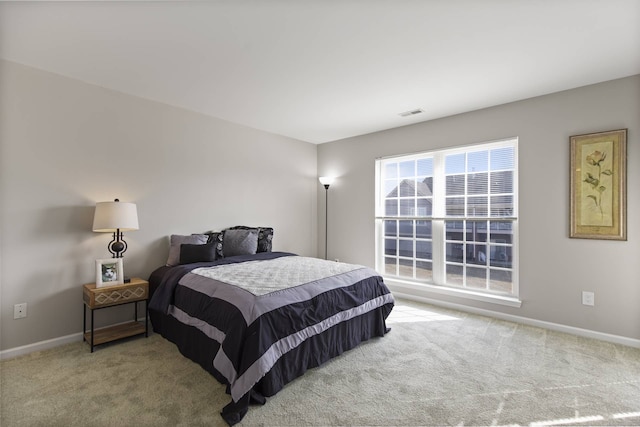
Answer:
top-left (1, 1), bottom-right (639, 144)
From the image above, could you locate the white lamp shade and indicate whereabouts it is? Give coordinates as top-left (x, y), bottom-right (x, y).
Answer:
top-left (319, 176), bottom-right (335, 187)
top-left (92, 201), bottom-right (139, 232)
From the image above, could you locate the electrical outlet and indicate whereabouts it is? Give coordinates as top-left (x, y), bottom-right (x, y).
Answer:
top-left (582, 291), bottom-right (595, 306)
top-left (14, 303), bottom-right (27, 319)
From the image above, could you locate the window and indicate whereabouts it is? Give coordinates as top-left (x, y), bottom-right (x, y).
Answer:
top-left (375, 138), bottom-right (518, 298)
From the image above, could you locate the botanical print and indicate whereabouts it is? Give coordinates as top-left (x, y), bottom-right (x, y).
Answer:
top-left (570, 128), bottom-right (626, 240)
top-left (580, 140), bottom-right (614, 226)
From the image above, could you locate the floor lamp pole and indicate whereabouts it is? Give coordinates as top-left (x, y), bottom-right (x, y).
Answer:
top-left (324, 184), bottom-right (329, 260)
top-left (319, 177), bottom-right (334, 260)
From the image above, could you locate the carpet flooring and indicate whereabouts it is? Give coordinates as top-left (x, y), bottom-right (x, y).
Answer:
top-left (2, 299), bottom-right (640, 426)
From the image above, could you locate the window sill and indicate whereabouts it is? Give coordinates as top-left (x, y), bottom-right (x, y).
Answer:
top-left (384, 277), bottom-right (522, 308)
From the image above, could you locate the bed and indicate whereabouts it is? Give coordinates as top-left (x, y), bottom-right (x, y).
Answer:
top-left (148, 245), bottom-right (394, 425)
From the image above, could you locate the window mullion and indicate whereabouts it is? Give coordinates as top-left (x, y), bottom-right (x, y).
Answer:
top-left (432, 152), bottom-right (446, 285)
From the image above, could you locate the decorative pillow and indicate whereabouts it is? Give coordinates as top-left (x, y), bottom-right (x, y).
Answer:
top-left (204, 231), bottom-right (224, 259)
top-left (257, 227), bottom-right (274, 253)
top-left (226, 226), bottom-right (273, 253)
top-left (166, 234), bottom-right (208, 266)
top-left (179, 242), bottom-right (217, 264)
top-left (222, 228), bottom-right (259, 257)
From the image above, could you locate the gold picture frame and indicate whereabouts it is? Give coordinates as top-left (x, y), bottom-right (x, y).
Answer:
top-left (570, 129), bottom-right (627, 240)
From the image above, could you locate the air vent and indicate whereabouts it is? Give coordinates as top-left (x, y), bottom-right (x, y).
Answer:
top-left (399, 108), bottom-right (424, 117)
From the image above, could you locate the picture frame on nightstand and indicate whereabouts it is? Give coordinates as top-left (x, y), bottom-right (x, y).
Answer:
top-left (95, 258), bottom-right (124, 287)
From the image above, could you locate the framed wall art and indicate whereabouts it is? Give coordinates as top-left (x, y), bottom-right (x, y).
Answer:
top-left (95, 258), bottom-right (124, 287)
top-left (570, 129), bottom-right (627, 240)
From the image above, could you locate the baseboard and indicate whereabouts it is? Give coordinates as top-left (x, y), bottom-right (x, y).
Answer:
top-left (3, 299), bottom-right (638, 360)
top-left (0, 332), bottom-right (83, 360)
top-left (0, 317), bottom-right (149, 360)
top-left (391, 290), bottom-right (640, 349)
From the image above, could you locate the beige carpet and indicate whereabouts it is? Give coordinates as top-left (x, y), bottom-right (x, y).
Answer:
top-left (2, 299), bottom-right (640, 426)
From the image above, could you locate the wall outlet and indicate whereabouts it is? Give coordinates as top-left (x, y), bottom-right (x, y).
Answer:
top-left (14, 303), bottom-right (27, 319)
top-left (582, 291), bottom-right (595, 306)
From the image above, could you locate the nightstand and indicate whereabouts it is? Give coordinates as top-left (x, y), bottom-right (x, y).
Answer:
top-left (82, 277), bottom-right (149, 352)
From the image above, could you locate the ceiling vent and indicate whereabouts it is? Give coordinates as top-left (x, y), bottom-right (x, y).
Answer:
top-left (399, 108), bottom-right (424, 117)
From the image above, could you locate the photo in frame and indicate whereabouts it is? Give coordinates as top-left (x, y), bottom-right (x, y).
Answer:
top-left (570, 129), bottom-right (627, 240)
top-left (95, 258), bottom-right (124, 287)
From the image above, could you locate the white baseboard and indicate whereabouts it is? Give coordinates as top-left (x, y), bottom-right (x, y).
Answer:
top-left (0, 317), bottom-right (149, 360)
top-left (0, 332), bottom-right (83, 360)
top-left (391, 290), bottom-right (640, 349)
top-left (2, 299), bottom-right (638, 360)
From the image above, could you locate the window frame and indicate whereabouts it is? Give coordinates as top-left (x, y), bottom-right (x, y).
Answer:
top-left (375, 138), bottom-right (519, 304)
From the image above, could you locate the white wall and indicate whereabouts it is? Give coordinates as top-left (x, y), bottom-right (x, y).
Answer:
top-left (0, 60), bottom-right (318, 351)
top-left (318, 75), bottom-right (640, 341)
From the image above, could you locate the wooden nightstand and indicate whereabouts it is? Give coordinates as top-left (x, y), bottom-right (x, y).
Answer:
top-left (82, 277), bottom-right (149, 352)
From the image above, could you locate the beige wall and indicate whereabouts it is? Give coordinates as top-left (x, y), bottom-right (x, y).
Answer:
top-left (0, 60), bottom-right (318, 351)
top-left (318, 75), bottom-right (640, 342)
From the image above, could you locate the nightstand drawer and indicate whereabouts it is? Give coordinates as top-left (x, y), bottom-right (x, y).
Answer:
top-left (83, 278), bottom-right (148, 308)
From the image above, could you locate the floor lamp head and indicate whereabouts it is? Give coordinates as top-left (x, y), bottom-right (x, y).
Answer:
top-left (319, 176), bottom-right (334, 190)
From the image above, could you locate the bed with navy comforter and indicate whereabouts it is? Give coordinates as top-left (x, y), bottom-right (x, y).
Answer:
top-left (148, 251), bottom-right (394, 425)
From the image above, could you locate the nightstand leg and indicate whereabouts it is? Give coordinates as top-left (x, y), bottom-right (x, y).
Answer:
top-left (145, 300), bottom-right (148, 337)
top-left (90, 308), bottom-right (95, 353)
top-left (83, 305), bottom-right (86, 342)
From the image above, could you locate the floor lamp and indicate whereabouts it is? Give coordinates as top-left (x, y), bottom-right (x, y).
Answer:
top-left (319, 177), bottom-right (334, 260)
